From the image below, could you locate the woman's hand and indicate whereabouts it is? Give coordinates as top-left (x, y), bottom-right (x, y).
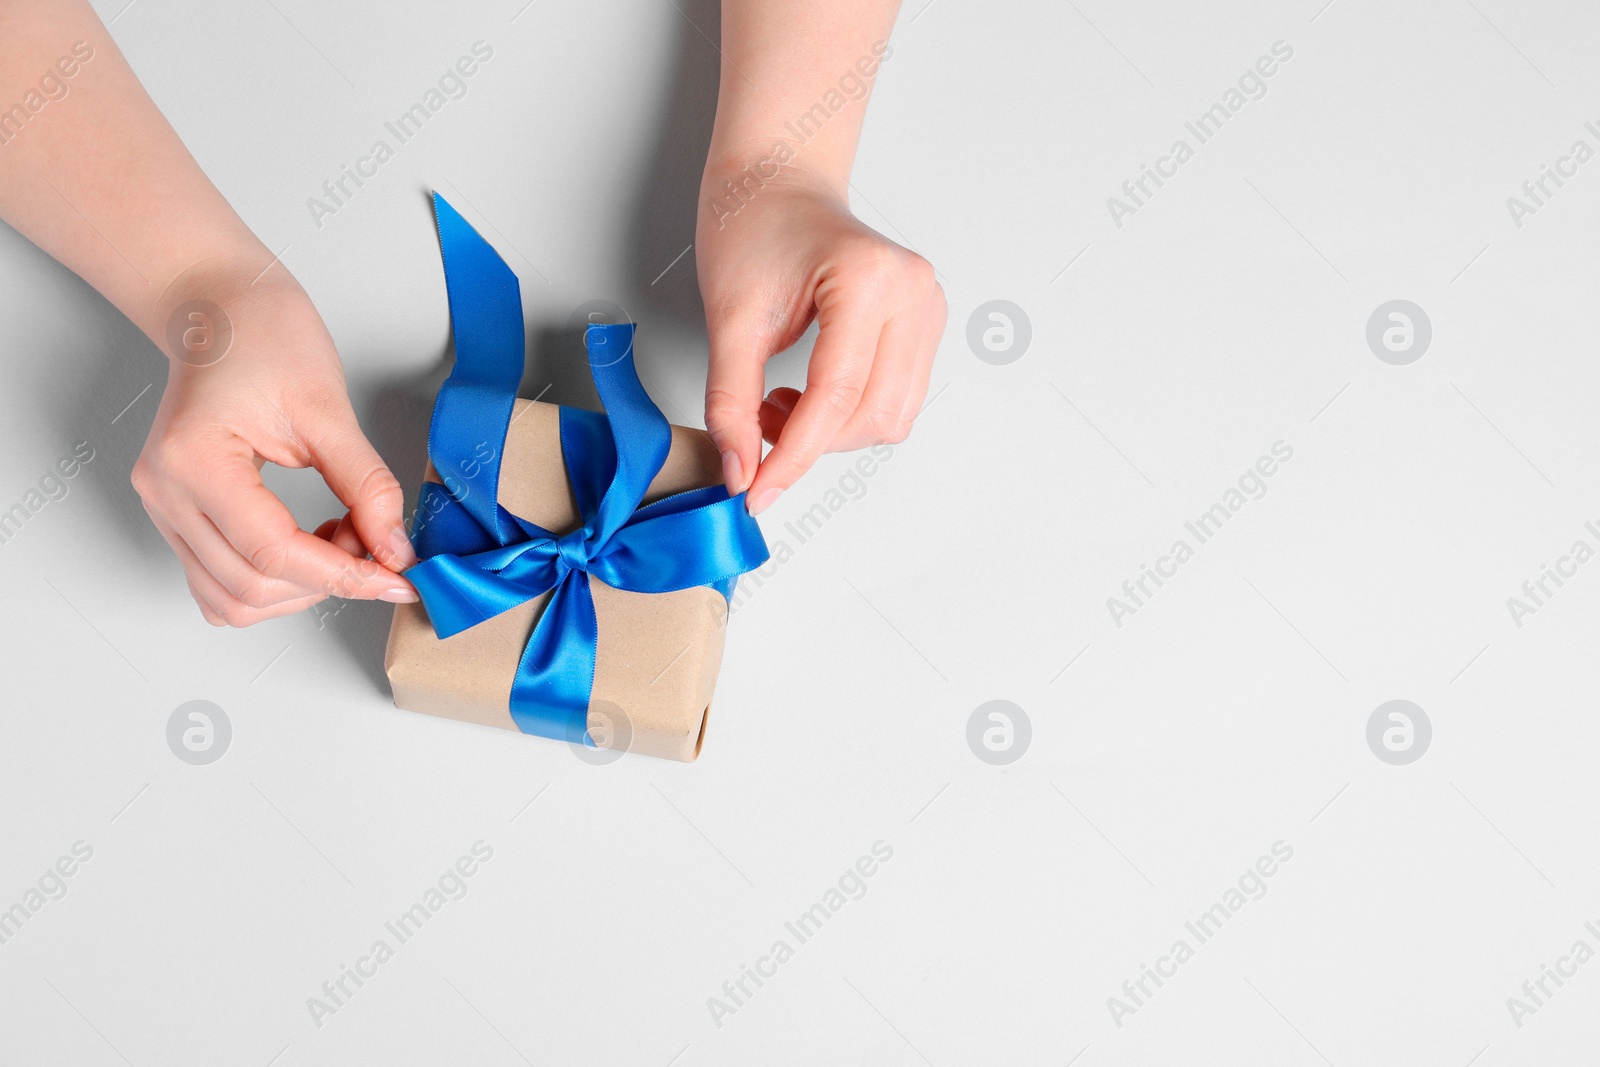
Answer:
top-left (697, 170), bottom-right (946, 515)
top-left (0, 0), bottom-right (417, 624)
top-left (132, 261), bottom-right (417, 626)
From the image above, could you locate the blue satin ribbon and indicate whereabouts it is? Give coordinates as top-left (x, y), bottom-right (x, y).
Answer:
top-left (405, 194), bottom-right (770, 746)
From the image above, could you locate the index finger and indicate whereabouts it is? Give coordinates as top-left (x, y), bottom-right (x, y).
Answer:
top-left (745, 307), bottom-right (883, 512)
top-left (193, 457), bottom-right (417, 602)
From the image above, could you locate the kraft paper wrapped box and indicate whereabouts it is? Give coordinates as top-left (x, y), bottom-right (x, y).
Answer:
top-left (384, 194), bottom-right (768, 762)
top-left (385, 401), bottom-right (735, 761)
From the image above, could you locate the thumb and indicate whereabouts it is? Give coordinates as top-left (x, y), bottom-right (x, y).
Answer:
top-left (704, 313), bottom-right (772, 497)
top-left (306, 408), bottom-right (416, 572)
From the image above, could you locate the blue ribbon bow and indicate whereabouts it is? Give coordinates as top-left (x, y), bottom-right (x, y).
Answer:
top-left (404, 193), bottom-right (770, 746)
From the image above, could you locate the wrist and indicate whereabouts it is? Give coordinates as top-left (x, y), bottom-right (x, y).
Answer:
top-left (147, 248), bottom-right (306, 364)
top-left (698, 34), bottom-right (892, 211)
top-left (699, 142), bottom-right (851, 236)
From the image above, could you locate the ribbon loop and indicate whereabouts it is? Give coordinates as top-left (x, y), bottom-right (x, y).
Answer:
top-left (405, 194), bottom-right (770, 746)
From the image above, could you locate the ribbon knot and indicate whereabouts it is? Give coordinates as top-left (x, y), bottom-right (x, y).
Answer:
top-left (403, 194), bottom-right (770, 747)
top-left (554, 529), bottom-right (590, 577)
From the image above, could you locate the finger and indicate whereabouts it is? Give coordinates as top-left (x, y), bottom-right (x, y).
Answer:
top-left (192, 453), bottom-right (417, 603)
top-left (704, 312), bottom-right (775, 496)
top-left (745, 308), bottom-right (883, 512)
top-left (169, 505), bottom-right (323, 609)
top-left (758, 387), bottom-right (800, 444)
top-left (833, 308), bottom-right (924, 451)
top-left (316, 513), bottom-right (389, 602)
top-left (146, 511), bottom-right (228, 625)
top-left (186, 579), bottom-right (226, 626)
top-left (895, 282), bottom-right (947, 429)
top-left (765, 387), bottom-right (801, 413)
top-left (328, 512), bottom-right (368, 559)
top-left (191, 579), bottom-right (325, 626)
top-left (758, 316), bottom-right (915, 453)
top-left (151, 511), bottom-right (326, 626)
top-left (304, 410), bottom-right (417, 572)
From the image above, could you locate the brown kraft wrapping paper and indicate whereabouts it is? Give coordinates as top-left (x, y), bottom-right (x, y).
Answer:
top-left (384, 398), bottom-right (730, 762)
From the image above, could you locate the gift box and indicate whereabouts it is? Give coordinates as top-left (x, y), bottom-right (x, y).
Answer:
top-left (384, 195), bottom-right (768, 762)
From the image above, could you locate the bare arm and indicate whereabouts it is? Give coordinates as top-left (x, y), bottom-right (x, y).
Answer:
top-left (0, 0), bottom-right (415, 624)
top-left (0, 0), bottom-right (259, 336)
top-left (699, 0), bottom-right (945, 513)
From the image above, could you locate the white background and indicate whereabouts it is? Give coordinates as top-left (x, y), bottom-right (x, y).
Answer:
top-left (2, 0), bottom-right (1598, 1063)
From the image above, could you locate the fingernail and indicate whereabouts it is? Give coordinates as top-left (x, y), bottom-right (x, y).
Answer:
top-left (379, 586), bottom-right (419, 604)
top-left (389, 528), bottom-right (419, 570)
top-left (747, 487), bottom-right (781, 515)
top-left (721, 450), bottom-right (745, 494)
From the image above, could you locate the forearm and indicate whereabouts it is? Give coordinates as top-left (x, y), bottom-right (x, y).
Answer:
top-left (704, 0), bottom-right (899, 201)
top-left (0, 0), bottom-right (272, 346)
top-left (697, 0), bottom-right (941, 512)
